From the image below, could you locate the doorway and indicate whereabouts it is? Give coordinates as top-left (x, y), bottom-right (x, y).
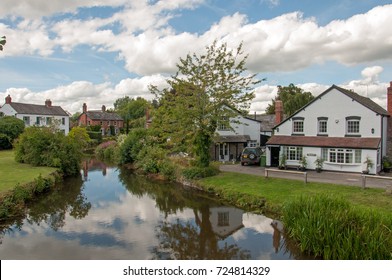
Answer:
top-left (270, 146), bottom-right (280, 167)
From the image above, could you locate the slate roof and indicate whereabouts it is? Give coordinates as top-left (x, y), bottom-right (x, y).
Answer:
top-left (266, 135), bottom-right (381, 149)
top-left (9, 102), bottom-right (68, 116)
top-left (86, 110), bottom-right (123, 121)
top-left (251, 114), bottom-right (276, 132)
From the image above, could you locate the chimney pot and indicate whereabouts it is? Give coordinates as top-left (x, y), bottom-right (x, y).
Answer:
top-left (83, 103), bottom-right (87, 113)
top-left (102, 105), bottom-right (106, 112)
top-left (45, 99), bottom-right (52, 107)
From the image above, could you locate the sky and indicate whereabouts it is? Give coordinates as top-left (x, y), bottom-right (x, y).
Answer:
top-left (0, 0), bottom-right (392, 114)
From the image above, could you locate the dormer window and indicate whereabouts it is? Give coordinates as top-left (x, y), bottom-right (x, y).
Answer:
top-left (346, 116), bottom-right (361, 136)
top-left (292, 117), bottom-right (304, 135)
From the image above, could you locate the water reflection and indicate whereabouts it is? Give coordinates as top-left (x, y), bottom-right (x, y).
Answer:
top-left (0, 159), bottom-right (298, 260)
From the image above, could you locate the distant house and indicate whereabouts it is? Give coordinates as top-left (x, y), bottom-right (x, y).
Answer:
top-left (78, 103), bottom-right (124, 135)
top-left (211, 107), bottom-right (261, 162)
top-left (266, 85), bottom-right (390, 174)
top-left (0, 95), bottom-right (70, 134)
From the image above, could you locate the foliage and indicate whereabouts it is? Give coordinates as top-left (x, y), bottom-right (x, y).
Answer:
top-left (266, 84), bottom-right (314, 116)
top-left (87, 130), bottom-right (102, 143)
top-left (68, 126), bottom-right (91, 149)
top-left (150, 41), bottom-right (261, 167)
top-left (282, 195), bottom-right (392, 259)
top-left (314, 157), bottom-right (324, 170)
top-left (119, 128), bottom-right (148, 164)
top-left (279, 154), bottom-right (286, 168)
top-left (114, 97), bottom-right (149, 133)
top-left (182, 165), bottom-right (220, 180)
top-left (0, 116), bottom-right (25, 142)
top-left (136, 145), bottom-right (166, 174)
top-left (14, 127), bottom-right (82, 176)
top-left (363, 156), bottom-right (374, 172)
top-left (299, 155), bottom-right (307, 169)
top-left (95, 140), bottom-right (119, 163)
top-left (383, 156), bottom-right (392, 169)
top-left (0, 133), bottom-right (12, 150)
top-left (0, 35), bottom-right (5, 51)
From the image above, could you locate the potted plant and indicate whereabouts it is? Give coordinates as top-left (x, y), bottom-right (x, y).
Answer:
top-left (279, 154), bottom-right (287, 169)
top-left (383, 156), bottom-right (392, 173)
top-left (314, 157), bottom-right (324, 173)
top-left (299, 155), bottom-right (307, 171)
top-left (363, 156), bottom-right (374, 174)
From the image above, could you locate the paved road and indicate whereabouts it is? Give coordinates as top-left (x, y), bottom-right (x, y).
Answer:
top-left (219, 164), bottom-right (392, 190)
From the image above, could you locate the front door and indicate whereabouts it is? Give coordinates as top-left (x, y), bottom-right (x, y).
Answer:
top-left (219, 143), bottom-right (230, 162)
top-left (270, 146), bottom-right (280, 167)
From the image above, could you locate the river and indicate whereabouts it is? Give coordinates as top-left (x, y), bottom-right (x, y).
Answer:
top-left (0, 159), bottom-right (300, 260)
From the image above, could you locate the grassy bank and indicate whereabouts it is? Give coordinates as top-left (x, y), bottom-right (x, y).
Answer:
top-left (199, 172), bottom-right (392, 215)
top-left (199, 171), bottom-right (392, 259)
top-left (0, 150), bottom-right (56, 194)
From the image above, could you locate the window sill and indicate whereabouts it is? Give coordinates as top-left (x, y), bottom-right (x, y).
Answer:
top-left (291, 133), bottom-right (305, 136)
top-left (345, 134), bottom-right (361, 137)
top-left (324, 161), bottom-right (361, 166)
top-left (317, 134), bottom-right (328, 137)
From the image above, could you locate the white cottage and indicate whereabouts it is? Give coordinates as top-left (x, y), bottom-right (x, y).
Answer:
top-left (0, 95), bottom-right (70, 135)
top-left (266, 85), bottom-right (390, 174)
top-left (211, 109), bottom-right (261, 162)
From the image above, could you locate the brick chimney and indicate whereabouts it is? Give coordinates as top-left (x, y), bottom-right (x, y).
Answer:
top-left (388, 81), bottom-right (392, 115)
top-left (102, 105), bottom-right (106, 112)
top-left (275, 99), bottom-right (283, 125)
top-left (82, 103), bottom-right (87, 113)
top-left (45, 99), bottom-right (52, 107)
top-left (5, 95), bottom-right (11, 104)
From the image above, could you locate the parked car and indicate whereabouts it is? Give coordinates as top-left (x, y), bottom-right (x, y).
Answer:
top-left (240, 147), bottom-right (263, 166)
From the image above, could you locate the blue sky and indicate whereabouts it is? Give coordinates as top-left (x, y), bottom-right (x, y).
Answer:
top-left (0, 0), bottom-right (392, 113)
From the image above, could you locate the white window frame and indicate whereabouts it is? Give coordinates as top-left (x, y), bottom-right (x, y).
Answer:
top-left (346, 116), bottom-right (361, 135)
top-left (318, 117), bottom-right (328, 135)
top-left (326, 148), bottom-right (361, 164)
top-left (283, 146), bottom-right (303, 161)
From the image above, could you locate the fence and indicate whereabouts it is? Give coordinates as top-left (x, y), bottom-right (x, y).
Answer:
top-left (361, 174), bottom-right (392, 190)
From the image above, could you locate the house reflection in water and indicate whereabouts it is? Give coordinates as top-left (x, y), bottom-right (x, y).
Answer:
top-left (209, 207), bottom-right (244, 239)
top-left (82, 158), bottom-right (108, 180)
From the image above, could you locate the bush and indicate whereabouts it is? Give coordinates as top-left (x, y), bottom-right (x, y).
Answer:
top-left (0, 133), bottom-right (12, 150)
top-left (14, 127), bottom-right (82, 176)
top-left (282, 195), bottom-right (392, 259)
top-left (0, 116), bottom-right (25, 142)
top-left (182, 165), bottom-right (220, 180)
top-left (136, 145), bottom-right (166, 174)
top-left (87, 131), bottom-right (102, 143)
top-left (95, 140), bottom-right (119, 163)
top-left (119, 128), bottom-right (148, 164)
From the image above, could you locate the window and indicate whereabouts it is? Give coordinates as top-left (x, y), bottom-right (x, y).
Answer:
top-left (218, 212), bottom-right (230, 227)
top-left (46, 117), bottom-right (52, 125)
top-left (321, 148), bottom-right (328, 161)
top-left (248, 140), bottom-right (257, 147)
top-left (218, 117), bottom-right (230, 131)
top-left (328, 148), bottom-right (361, 164)
top-left (62, 118), bottom-right (65, 125)
top-left (283, 146), bottom-right (303, 160)
top-left (346, 116), bottom-right (360, 135)
top-left (318, 117), bottom-right (328, 134)
top-left (36, 117), bottom-right (41, 125)
top-left (292, 117), bottom-right (304, 134)
top-left (23, 116), bottom-right (30, 126)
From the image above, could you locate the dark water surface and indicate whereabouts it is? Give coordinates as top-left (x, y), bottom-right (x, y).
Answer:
top-left (0, 159), bottom-right (299, 260)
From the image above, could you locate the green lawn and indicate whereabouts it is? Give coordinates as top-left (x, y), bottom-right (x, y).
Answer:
top-left (200, 172), bottom-right (392, 215)
top-left (0, 150), bottom-right (57, 193)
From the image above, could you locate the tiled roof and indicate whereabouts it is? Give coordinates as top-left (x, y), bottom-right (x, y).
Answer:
top-left (216, 135), bottom-right (250, 143)
top-left (86, 110), bottom-right (123, 121)
top-left (251, 114), bottom-right (276, 132)
top-left (266, 135), bottom-right (380, 149)
top-left (10, 102), bottom-right (68, 116)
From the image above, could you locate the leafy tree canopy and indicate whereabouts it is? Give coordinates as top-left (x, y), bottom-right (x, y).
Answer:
top-left (265, 84), bottom-right (314, 116)
top-left (150, 41), bottom-right (261, 167)
top-left (114, 97), bottom-right (150, 133)
top-left (0, 35), bottom-right (5, 51)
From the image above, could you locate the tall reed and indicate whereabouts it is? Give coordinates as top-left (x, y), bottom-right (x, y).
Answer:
top-left (282, 195), bottom-right (392, 259)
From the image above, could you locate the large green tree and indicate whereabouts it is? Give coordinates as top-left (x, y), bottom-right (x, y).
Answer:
top-left (150, 41), bottom-right (261, 167)
top-left (266, 84), bottom-right (314, 116)
top-left (114, 97), bottom-right (149, 133)
top-left (0, 116), bottom-right (25, 142)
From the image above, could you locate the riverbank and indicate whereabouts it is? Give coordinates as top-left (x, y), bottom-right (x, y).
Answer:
top-left (0, 150), bottom-right (61, 220)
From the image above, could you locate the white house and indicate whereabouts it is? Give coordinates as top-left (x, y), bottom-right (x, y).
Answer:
top-left (211, 109), bottom-right (261, 162)
top-left (265, 85), bottom-right (390, 174)
top-left (0, 95), bottom-right (70, 135)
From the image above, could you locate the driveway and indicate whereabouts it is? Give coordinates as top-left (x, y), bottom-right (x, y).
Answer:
top-left (219, 164), bottom-right (392, 190)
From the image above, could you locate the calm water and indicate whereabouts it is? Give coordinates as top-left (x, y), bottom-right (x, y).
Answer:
top-left (0, 159), bottom-right (299, 260)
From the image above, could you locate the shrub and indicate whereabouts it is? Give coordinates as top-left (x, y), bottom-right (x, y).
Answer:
top-left (87, 131), bottom-right (102, 143)
top-left (182, 165), bottom-right (220, 180)
top-left (14, 127), bottom-right (82, 176)
top-left (119, 128), bottom-right (148, 164)
top-left (282, 195), bottom-right (392, 259)
top-left (136, 145), bottom-right (166, 174)
top-left (68, 126), bottom-right (90, 149)
top-left (95, 140), bottom-right (119, 163)
top-left (0, 116), bottom-right (25, 142)
top-left (0, 133), bottom-right (12, 150)
top-left (158, 160), bottom-right (177, 180)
